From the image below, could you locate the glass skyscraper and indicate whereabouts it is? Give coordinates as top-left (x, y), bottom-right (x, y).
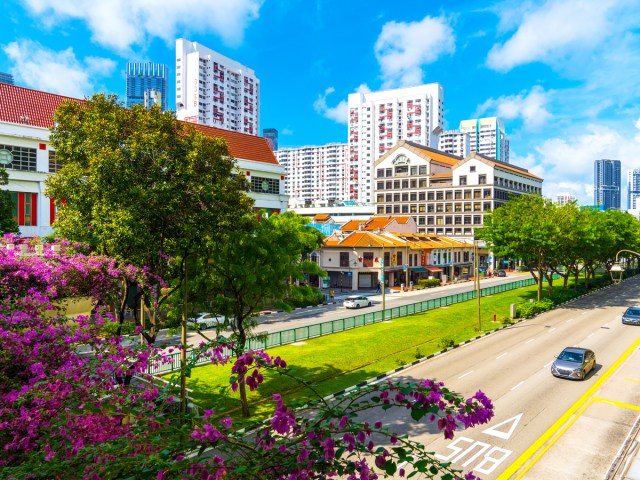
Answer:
top-left (126, 62), bottom-right (168, 111)
top-left (0, 72), bottom-right (14, 85)
top-left (594, 159), bottom-right (621, 210)
top-left (263, 128), bottom-right (278, 150)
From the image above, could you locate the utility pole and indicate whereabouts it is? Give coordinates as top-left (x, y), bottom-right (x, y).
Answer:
top-left (475, 241), bottom-right (481, 331)
top-left (180, 259), bottom-right (188, 415)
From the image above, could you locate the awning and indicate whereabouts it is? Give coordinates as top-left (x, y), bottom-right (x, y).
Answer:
top-left (412, 267), bottom-right (427, 272)
top-left (426, 267), bottom-right (443, 273)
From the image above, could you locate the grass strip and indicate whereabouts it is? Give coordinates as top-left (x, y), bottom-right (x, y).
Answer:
top-left (167, 276), bottom-right (606, 421)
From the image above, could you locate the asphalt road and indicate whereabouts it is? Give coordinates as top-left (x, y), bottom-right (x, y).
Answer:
top-left (346, 276), bottom-right (640, 479)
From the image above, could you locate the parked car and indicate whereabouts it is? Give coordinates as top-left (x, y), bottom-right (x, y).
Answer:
top-left (551, 347), bottom-right (596, 380)
top-left (188, 312), bottom-right (228, 329)
top-left (497, 270), bottom-right (507, 277)
top-left (622, 306), bottom-right (640, 325)
top-left (343, 295), bottom-right (372, 309)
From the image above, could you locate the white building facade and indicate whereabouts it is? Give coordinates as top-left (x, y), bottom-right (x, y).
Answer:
top-left (175, 38), bottom-right (259, 135)
top-left (628, 169), bottom-right (640, 210)
top-left (459, 117), bottom-right (509, 163)
top-left (347, 83), bottom-right (445, 204)
top-left (276, 143), bottom-right (349, 203)
top-left (555, 193), bottom-right (577, 206)
top-left (438, 130), bottom-right (470, 158)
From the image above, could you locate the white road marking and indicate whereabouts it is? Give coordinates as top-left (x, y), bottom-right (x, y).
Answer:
top-left (458, 370), bottom-right (473, 379)
top-left (525, 338), bottom-right (535, 344)
top-left (511, 381), bottom-right (525, 391)
top-left (496, 353), bottom-right (508, 359)
top-left (544, 361), bottom-right (553, 367)
top-left (547, 327), bottom-right (556, 333)
top-left (587, 333), bottom-right (594, 338)
top-left (566, 318), bottom-right (574, 322)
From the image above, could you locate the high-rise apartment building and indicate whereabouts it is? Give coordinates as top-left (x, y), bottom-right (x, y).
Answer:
top-left (348, 83), bottom-right (444, 203)
top-left (175, 38), bottom-right (259, 135)
top-left (263, 128), bottom-right (278, 150)
top-left (438, 130), bottom-right (470, 158)
top-left (628, 169), bottom-right (640, 210)
top-left (555, 193), bottom-right (577, 206)
top-left (594, 159), bottom-right (621, 210)
top-left (277, 144), bottom-right (349, 203)
top-left (126, 62), bottom-right (168, 111)
top-left (0, 72), bottom-right (14, 85)
top-left (459, 117), bottom-right (509, 163)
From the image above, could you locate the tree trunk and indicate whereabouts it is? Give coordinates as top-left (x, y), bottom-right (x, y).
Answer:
top-left (239, 381), bottom-right (250, 418)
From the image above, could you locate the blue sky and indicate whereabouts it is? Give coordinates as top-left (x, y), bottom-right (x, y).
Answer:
top-left (2, 0), bottom-right (639, 206)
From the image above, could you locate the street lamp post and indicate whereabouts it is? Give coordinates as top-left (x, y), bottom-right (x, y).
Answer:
top-left (609, 249), bottom-right (640, 284)
top-left (474, 240), bottom-right (481, 331)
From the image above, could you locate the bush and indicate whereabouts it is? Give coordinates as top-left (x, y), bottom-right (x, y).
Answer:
top-left (515, 298), bottom-right (554, 318)
top-left (438, 337), bottom-right (456, 350)
top-left (417, 278), bottom-right (441, 289)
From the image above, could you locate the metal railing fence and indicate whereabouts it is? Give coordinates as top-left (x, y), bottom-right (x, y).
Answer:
top-left (150, 277), bottom-right (539, 375)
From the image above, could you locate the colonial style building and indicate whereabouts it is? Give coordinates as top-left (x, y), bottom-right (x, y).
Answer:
top-left (319, 215), bottom-right (476, 290)
top-left (0, 83), bottom-right (287, 238)
top-left (374, 141), bottom-right (543, 240)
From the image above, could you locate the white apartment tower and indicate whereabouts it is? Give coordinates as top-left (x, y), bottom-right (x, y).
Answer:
top-left (175, 38), bottom-right (259, 135)
top-left (438, 130), bottom-right (470, 158)
top-left (459, 117), bottom-right (509, 163)
top-left (348, 83), bottom-right (444, 204)
top-left (277, 144), bottom-right (349, 203)
top-left (628, 169), bottom-right (640, 210)
top-left (555, 193), bottom-right (577, 206)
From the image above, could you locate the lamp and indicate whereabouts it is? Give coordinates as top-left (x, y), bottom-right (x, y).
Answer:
top-left (609, 249), bottom-right (640, 284)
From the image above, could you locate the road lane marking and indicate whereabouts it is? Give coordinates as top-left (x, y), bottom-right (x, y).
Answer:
top-left (525, 338), bottom-right (535, 344)
top-left (547, 327), bottom-right (556, 333)
top-left (511, 381), bottom-right (524, 391)
top-left (587, 333), bottom-right (594, 338)
top-left (593, 397), bottom-right (640, 411)
top-left (624, 377), bottom-right (640, 383)
top-left (458, 370), bottom-right (473, 379)
top-left (496, 353), bottom-right (508, 359)
top-left (566, 318), bottom-right (574, 322)
top-left (544, 361), bottom-right (553, 368)
top-left (498, 337), bottom-right (640, 480)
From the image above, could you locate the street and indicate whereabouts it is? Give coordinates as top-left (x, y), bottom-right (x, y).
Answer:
top-left (348, 276), bottom-right (640, 479)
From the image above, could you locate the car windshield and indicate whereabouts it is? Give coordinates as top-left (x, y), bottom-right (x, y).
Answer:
top-left (626, 308), bottom-right (640, 316)
top-left (558, 351), bottom-right (584, 363)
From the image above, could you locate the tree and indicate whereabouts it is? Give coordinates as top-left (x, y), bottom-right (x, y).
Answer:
top-left (1, 240), bottom-right (493, 480)
top-left (45, 94), bottom-right (253, 343)
top-left (0, 168), bottom-right (19, 235)
top-left (187, 210), bottom-right (326, 417)
top-left (477, 194), bottom-right (563, 300)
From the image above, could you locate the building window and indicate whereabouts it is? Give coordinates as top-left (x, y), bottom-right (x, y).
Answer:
top-left (340, 252), bottom-right (350, 267)
top-left (427, 192), bottom-right (434, 201)
top-left (402, 180), bottom-right (409, 189)
top-left (479, 174), bottom-right (487, 184)
top-left (48, 150), bottom-right (62, 173)
top-left (9, 192), bottom-right (37, 226)
top-left (377, 168), bottom-right (385, 178)
top-left (0, 144), bottom-right (37, 171)
top-left (377, 181), bottom-right (384, 190)
top-left (419, 166), bottom-right (427, 175)
top-left (459, 175), bottom-right (467, 185)
top-left (470, 166), bottom-right (476, 172)
top-left (250, 176), bottom-right (280, 194)
top-left (363, 252), bottom-right (374, 267)
top-left (418, 192), bottom-right (425, 201)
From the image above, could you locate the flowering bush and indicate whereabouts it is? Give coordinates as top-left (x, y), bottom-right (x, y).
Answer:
top-left (0, 240), bottom-right (494, 479)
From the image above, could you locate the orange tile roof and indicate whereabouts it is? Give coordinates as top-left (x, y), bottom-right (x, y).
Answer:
top-left (340, 219), bottom-right (367, 231)
top-left (314, 213), bottom-right (330, 221)
top-left (470, 153), bottom-right (543, 181)
top-left (0, 83), bottom-right (278, 166)
top-left (403, 140), bottom-right (462, 166)
top-left (0, 83), bottom-right (82, 129)
top-left (431, 173), bottom-right (452, 178)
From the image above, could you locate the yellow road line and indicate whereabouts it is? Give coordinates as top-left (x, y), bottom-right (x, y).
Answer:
top-left (624, 377), bottom-right (640, 383)
top-left (498, 337), bottom-right (640, 479)
top-left (593, 397), bottom-right (640, 412)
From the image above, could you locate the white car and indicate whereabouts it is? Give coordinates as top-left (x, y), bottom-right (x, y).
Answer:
top-left (188, 313), bottom-right (227, 329)
top-left (343, 295), bottom-right (372, 309)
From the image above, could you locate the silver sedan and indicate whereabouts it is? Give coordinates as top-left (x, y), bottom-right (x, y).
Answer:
top-left (551, 347), bottom-right (596, 380)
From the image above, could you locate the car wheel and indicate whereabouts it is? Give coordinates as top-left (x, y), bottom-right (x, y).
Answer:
top-left (367, 302), bottom-right (371, 307)
top-left (355, 304), bottom-right (361, 309)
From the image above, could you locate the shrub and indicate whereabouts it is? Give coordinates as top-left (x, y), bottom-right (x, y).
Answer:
top-left (515, 298), bottom-right (554, 318)
top-left (418, 278), bottom-right (441, 289)
top-left (438, 337), bottom-right (456, 350)
top-left (288, 285), bottom-right (324, 307)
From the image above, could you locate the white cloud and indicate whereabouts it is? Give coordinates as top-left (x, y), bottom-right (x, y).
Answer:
top-left (476, 86), bottom-right (551, 130)
top-left (375, 15), bottom-right (455, 88)
top-left (313, 87), bottom-right (348, 124)
top-left (281, 128), bottom-right (294, 136)
top-left (3, 40), bottom-right (116, 98)
top-left (22, 0), bottom-right (263, 52)
top-left (523, 121), bottom-right (640, 204)
top-left (487, 0), bottom-right (629, 72)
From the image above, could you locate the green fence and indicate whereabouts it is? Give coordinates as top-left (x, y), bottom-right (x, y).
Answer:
top-left (151, 277), bottom-right (537, 375)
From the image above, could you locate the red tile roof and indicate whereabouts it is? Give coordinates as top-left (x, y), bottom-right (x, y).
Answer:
top-left (193, 123), bottom-right (278, 165)
top-left (0, 83), bottom-right (278, 165)
top-left (0, 83), bottom-right (81, 129)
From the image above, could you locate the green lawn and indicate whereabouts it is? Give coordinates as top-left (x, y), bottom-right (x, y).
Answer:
top-left (164, 280), bottom-right (549, 420)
